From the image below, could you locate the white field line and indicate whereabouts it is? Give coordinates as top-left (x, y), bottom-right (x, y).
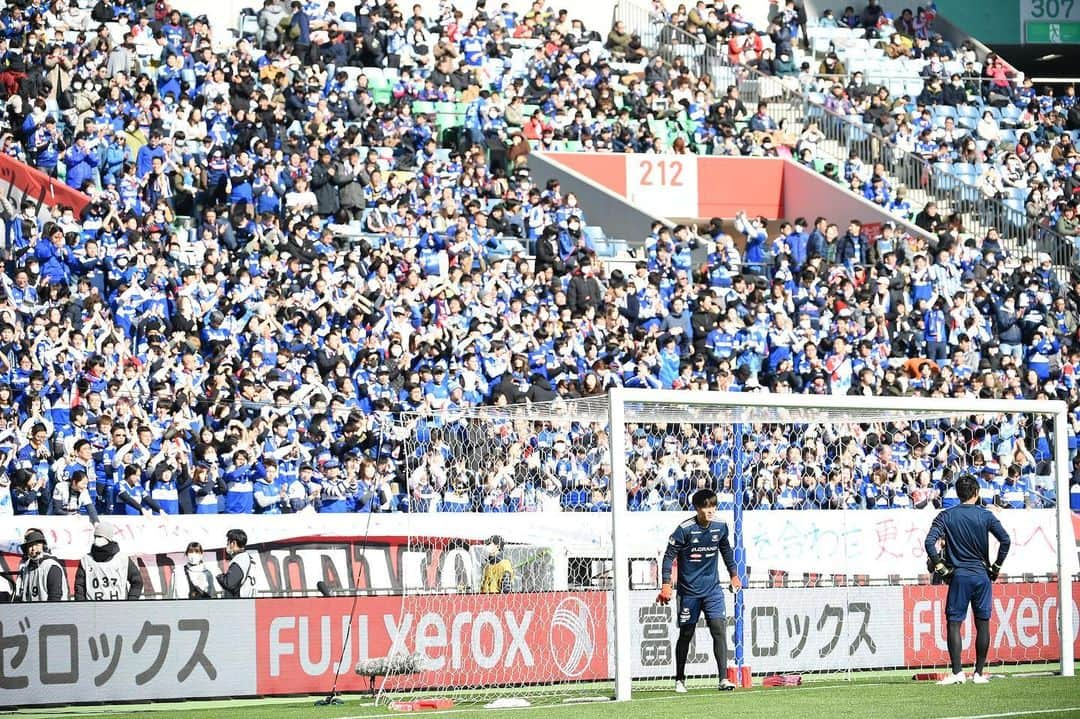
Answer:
top-left (338, 682), bottom-right (888, 719)
top-left (937, 709), bottom-right (1080, 719)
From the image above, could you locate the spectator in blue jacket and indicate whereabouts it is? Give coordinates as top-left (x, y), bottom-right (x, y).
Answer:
top-left (63, 133), bottom-right (99, 190)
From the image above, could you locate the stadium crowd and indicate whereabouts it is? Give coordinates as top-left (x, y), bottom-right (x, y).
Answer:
top-left (0, 0), bottom-right (1077, 518)
top-left (802, 12), bottom-right (1080, 243)
top-left (649, 0), bottom-right (1080, 247)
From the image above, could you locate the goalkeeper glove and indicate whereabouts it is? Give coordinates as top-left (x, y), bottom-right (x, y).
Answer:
top-left (988, 563), bottom-right (1002, 581)
top-left (932, 561), bottom-right (953, 583)
top-left (657, 583), bottom-right (673, 605)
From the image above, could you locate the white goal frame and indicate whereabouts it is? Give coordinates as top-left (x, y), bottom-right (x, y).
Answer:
top-left (607, 388), bottom-right (1076, 701)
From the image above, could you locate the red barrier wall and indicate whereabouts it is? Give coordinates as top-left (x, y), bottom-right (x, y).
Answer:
top-left (256, 591), bottom-right (610, 693)
top-left (698, 157), bottom-right (784, 219)
top-left (904, 582), bottom-right (1080, 666)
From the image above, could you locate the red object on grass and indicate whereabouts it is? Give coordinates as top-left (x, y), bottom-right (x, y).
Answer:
top-left (912, 672), bottom-right (948, 681)
top-left (388, 698), bottom-right (456, 712)
top-left (725, 666), bottom-right (754, 687)
top-left (762, 675), bottom-right (803, 687)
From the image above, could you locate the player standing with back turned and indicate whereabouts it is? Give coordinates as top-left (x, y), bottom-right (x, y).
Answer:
top-left (924, 474), bottom-right (1011, 685)
top-left (658, 488), bottom-right (742, 693)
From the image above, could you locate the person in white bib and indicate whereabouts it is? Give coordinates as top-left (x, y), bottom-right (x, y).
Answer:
top-left (216, 528), bottom-right (257, 598)
top-left (15, 528), bottom-right (67, 602)
top-left (171, 541), bottom-right (216, 599)
top-left (74, 522), bottom-right (143, 600)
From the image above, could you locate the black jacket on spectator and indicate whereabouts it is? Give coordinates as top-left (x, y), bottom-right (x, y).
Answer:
top-left (534, 230), bottom-right (564, 275)
top-left (942, 83), bottom-right (967, 106)
top-left (310, 159), bottom-right (342, 216)
top-left (526, 375), bottom-right (558, 403)
top-left (838, 231), bottom-right (869, 266)
top-left (692, 308), bottom-right (719, 354)
top-left (566, 270), bottom-right (604, 314)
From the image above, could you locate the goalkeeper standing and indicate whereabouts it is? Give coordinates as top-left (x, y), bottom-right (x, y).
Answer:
top-left (658, 488), bottom-right (742, 693)
top-left (923, 474), bottom-right (1011, 685)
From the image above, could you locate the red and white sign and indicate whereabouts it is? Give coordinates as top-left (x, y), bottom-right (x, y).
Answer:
top-left (626, 155), bottom-right (699, 218)
top-left (904, 582), bottom-right (1080, 666)
top-left (0, 153), bottom-right (90, 216)
top-left (255, 591), bottom-right (610, 694)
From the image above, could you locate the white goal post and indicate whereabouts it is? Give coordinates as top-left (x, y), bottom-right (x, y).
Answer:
top-left (376, 389), bottom-right (1076, 705)
top-left (607, 389), bottom-right (1076, 701)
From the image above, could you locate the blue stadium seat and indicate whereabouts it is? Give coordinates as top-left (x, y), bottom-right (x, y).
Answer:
top-left (1000, 106), bottom-right (1022, 124)
top-left (957, 105), bottom-right (980, 128)
top-left (933, 106), bottom-right (958, 123)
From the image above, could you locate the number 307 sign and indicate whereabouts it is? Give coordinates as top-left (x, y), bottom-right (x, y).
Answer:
top-left (1022, 0), bottom-right (1078, 21)
top-left (626, 156), bottom-right (699, 219)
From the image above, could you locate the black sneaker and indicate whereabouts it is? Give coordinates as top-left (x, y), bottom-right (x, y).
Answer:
top-left (719, 679), bottom-right (736, 691)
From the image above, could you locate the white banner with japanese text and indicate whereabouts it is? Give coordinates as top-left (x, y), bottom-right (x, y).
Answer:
top-left (1, 509), bottom-right (1073, 597)
top-left (629, 587), bottom-right (905, 678)
top-left (0, 600), bottom-right (254, 708)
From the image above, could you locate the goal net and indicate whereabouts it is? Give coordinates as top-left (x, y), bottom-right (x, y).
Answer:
top-left (365, 390), bottom-right (1075, 705)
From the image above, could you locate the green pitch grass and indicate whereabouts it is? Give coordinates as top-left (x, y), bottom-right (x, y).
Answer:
top-left (8, 666), bottom-right (1080, 719)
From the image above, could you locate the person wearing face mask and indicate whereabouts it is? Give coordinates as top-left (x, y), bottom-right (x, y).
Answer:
top-left (479, 535), bottom-right (513, 594)
top-left (74, 521), bottom-right (143, 600)
top-left (171, 541), bottom-right (216, 599)
top-left (15, 528), bottom-right (67, 602)
top-left (216, 528), bottom-right (257, 598)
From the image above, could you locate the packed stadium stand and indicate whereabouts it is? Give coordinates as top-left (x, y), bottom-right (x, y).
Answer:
top-left (0, 0), bottom-right (1078, 518)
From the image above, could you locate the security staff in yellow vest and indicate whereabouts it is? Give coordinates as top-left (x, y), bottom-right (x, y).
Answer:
top-left (479, 534), bottom-right (514, 594)
top-left (15, 528), bottom-right (67, 602)
top-left (74, 522), bottom-right (143, 600)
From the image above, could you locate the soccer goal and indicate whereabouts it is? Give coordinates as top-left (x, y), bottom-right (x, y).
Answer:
top-left (367, 390), bottom-right (1075, 705)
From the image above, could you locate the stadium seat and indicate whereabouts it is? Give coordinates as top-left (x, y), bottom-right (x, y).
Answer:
top-left (608, 239), bottom-right (631, 257)
top-left (412, 101), bottom-right (436, 115)
top-left (1000, 106), bottom-right (1022, 125)
top-left (932, 106), bottom-right (958, 123)
top-left (237, 12), bottom-right (259, 38)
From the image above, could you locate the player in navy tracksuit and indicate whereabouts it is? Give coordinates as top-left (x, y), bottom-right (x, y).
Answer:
top-left (924, 475), bottom-right (1011, 685)
top-left (658, 489), bottom-right (742, 693)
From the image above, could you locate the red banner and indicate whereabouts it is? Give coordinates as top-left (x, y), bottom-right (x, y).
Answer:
top-left (904, 582), bottom-right (1080, 666)
top-left (255, 591), bottom-right (610, 693)
top-left (0, 152), bottom-right (90, 214)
